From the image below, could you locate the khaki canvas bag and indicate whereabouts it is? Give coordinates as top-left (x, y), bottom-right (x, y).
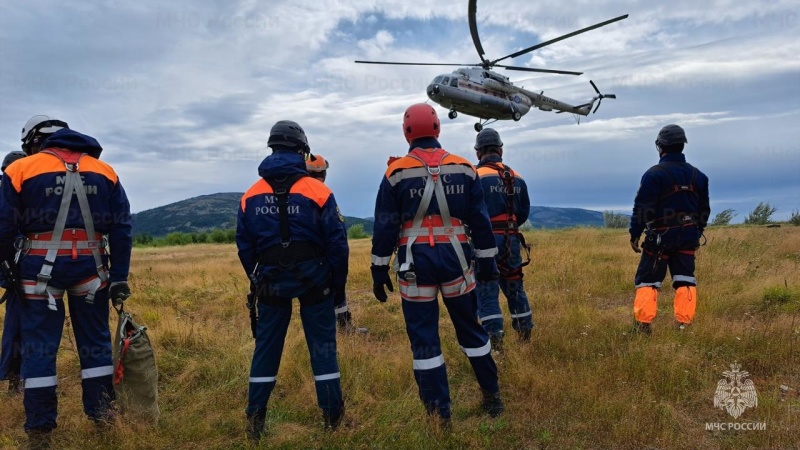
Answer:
top-left (112, 306), bottom-right (160, 423)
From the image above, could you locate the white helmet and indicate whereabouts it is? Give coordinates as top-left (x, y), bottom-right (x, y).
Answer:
top-left (21, 115), bottom-right (69, 154)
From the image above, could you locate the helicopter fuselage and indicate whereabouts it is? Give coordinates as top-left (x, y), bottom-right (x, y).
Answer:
top-left (426, 68), bottom-right (532, 121)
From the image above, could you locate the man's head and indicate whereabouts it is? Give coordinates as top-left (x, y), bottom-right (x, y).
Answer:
top-left (306, 154), bottom-right (329, 182)
top-left (2, 151), bottom-right (26, 173)
top-left (655, 124), bottom-right (687, 155)
top-left (268, 120), bottom-right (311, 158)
top-left (21, 115), bottom-right (69, 155)
top-left (402, 103), bottom-right (440, 144)
top-left (474, 128), bottom-right (503, 160)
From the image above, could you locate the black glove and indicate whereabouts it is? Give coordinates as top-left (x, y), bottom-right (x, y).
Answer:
top-left (333, 285), bottom-right (346, 306)
top-left (371, 265), bottom-right (393, 302)
top-left (109, 281), bottom-right (132, 306)
top-left (630, 237), bottom-right (642, 253)
top-left (476, 258), bottom-right (499, 282)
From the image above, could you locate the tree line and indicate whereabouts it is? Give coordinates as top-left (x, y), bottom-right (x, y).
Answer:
top-left (134, 225), bottom-right (372, 247)
top-left (602, 202), bottom-right (800, 228)
top-left (133, 205), bottom-right (799, 246)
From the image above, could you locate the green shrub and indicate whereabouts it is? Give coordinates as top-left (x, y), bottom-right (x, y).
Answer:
top-left (744, 202), bottom-right (777, 225)
top-left (348, 224), bottom-right (369, 239)
top-left (762, 285), bottom-right (797, 305)
top-left (165, 232), bottom-right (192, 246)
top-left (790, 210), bottom-right (800, 226)
top-left (603, 211), bottom-right (628, 229)
top-left (711, 209), bottom-right (736, 226)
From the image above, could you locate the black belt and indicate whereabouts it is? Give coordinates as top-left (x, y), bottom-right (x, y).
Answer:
top-left (258, 241), bottom-right (325, 266)
top-left (491, 221), bottom-right (518, 231)
top-left (649, 213), bottom-right (698, 229)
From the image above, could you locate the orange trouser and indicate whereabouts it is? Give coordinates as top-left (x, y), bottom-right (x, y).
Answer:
top-left (634, 286), bottom-right (697, 324)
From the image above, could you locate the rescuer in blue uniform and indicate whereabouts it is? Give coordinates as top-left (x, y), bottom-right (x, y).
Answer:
top-left (0, 150), bottom-right (28, 395)
top-left (237, 120), bottom-right (348, 440)
top-left (371, 103), bottom-right (504, 424)
top-left (473, 129), bottom-right (533, 348)
top-left (0, 117), bottom-right (132, 446)
top-left (630, 124), bottom-right (710, 334)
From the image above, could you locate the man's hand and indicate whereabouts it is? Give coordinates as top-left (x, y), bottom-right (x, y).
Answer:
top-left (109, 281), bottom-right (132, 306)
top-left (630, 237), bottom-right (642, 253)
top-left (370, 265), bottom-right (393, 302)
top-left (333, 285), bottom-right (346, 306)
top-left (476, 258), bottom-right (499, 282)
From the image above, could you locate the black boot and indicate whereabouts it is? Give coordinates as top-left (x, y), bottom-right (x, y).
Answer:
top-left (26, 429), bottom-right (52, 450)
top-left (7, 373), bottom-right (22, 395)
top-left (323, 408), bottom-right (344, 430)
top-left (481, 389), bottom-right (504, 418)
top-left (634, 321), bottom-right (652, 335)
top-left (518, 329), bottom-right (532, 342)
top-left (336, 311), bottom-right (354, 333)
top-left (424, 402), bottom-right (451, 429)
top-left (246, 412), bottom-right (266, 441)
top-left (489, 331), bottom-right (505, 354)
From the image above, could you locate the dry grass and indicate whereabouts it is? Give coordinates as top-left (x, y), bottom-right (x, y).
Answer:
top-left (1, 227), bottom-right (799, 449)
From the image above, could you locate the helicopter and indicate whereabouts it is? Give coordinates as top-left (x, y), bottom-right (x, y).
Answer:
top-left (355, 0), bottom-right (628, 131)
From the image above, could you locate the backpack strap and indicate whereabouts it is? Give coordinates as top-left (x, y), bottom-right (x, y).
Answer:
top-left (263, 173), bottom-right (307, 247)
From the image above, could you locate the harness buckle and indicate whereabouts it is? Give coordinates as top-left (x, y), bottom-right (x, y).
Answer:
top-left (281, 239), bottom-right (292, 249)
top-left (65, 162), bottom-right (79, 173)
top-left (36, 273), bottom-right (52, 285)
top-left (405, 271), bottom-right (416, 283)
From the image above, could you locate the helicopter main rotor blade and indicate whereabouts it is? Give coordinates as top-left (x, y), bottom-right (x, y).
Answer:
top-left (496, 64), bottom-right (583, 75)
top-left (468, 0), bottom-right (487, 62)
top-left (491, 14), bottom-right (629, 65)
top-left (354, 60), bottom-right (476, 66)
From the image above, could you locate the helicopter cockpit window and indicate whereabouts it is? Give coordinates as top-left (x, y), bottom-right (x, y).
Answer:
top-left (449, 78), bottom-right (459, 87)
top-left (442, 77), bottom-right (450, 85)
top-left (434, 76), bottom-right (443, 84)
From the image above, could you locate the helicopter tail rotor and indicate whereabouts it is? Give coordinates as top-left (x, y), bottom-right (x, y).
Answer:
top-left (588, 80), bottom-right (616, 114)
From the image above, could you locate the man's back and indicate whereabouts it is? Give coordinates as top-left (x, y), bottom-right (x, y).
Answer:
top-left (476, 156), bottom-right (530, 227)
top-left (630, 153), bottom-right (710, 242)
top-left (373, 146), bottom-right (496, 259)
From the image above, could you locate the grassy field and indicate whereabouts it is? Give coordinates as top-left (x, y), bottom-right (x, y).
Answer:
top-left (1, 227), bottom-right (799, 449)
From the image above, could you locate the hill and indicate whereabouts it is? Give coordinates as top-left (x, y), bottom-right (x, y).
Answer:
top-left (132, 192), bottom-right (373, 236)
top-left (132, 192), bottom-right (241, 236)
top-left (528, 206), bottom-right (607, 228)
top-left (132, 193), bottom-right (618, 236)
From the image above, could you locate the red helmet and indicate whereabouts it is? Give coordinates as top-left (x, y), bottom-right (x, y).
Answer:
top-left (402, 103), bottom-right (440, 143)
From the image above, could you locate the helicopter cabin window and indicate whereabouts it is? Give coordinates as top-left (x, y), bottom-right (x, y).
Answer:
top-left (442, 77), bottom-right (450, 85)
top-left (449, 78), bottom-right (459, 87)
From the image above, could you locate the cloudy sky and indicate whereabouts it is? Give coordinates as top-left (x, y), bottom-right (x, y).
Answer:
top-left (1, 0), bottom-right (798, 221)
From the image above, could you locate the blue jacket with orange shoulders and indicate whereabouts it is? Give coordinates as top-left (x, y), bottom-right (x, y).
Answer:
top-left (237, 151), bottom-right (348, 293)
top-left (476, 154), bottom-right (530, 229)
top-left (371, 137), bottom-right (497, 266)
top-left (0, 129), bottom-right (132, 282)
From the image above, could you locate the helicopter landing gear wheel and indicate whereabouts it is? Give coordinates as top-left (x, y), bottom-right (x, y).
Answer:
top-left (448, 110), bottom-right (457, 120)
top-left (512, 111), bottom-right (522, 121)
top-left (474, 123), bottom-right (483, 132)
